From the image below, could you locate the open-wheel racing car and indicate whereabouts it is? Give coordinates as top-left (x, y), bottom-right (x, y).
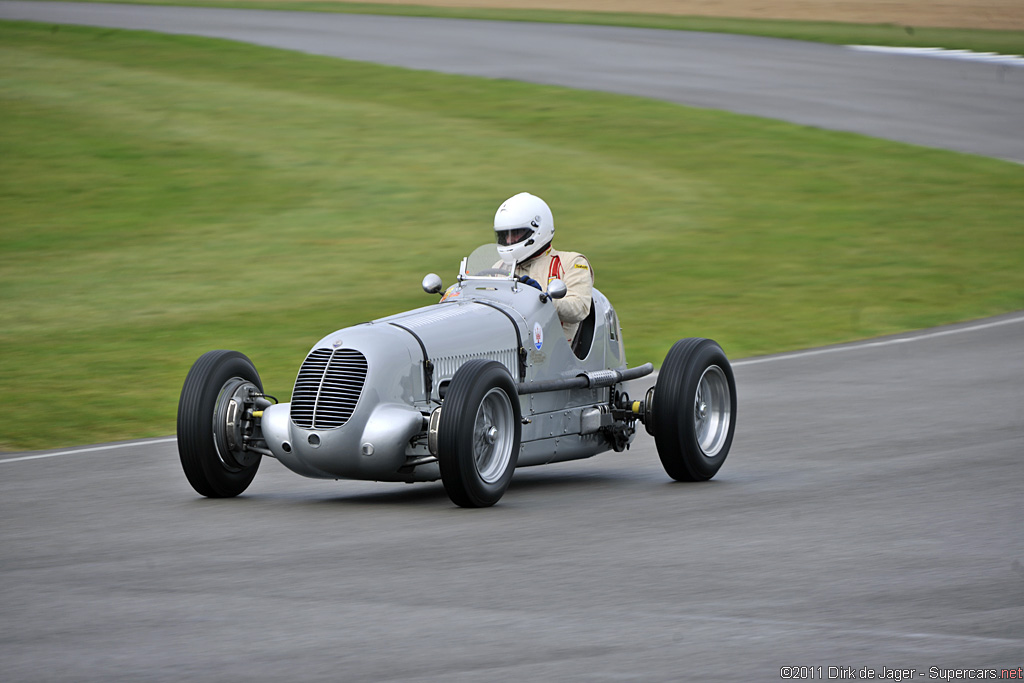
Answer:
top-left (177, 244), bottom-right (737, 507)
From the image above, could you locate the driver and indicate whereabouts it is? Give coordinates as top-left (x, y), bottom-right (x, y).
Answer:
top-left (494, 192), bottom-right (594, 343)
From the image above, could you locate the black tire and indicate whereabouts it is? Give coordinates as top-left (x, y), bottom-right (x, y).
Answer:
top-left (177, 350), bottom-right (263, 498)
top-left (652, 338), bottom-right (737, 482)
top-left (437, 360), bottom-right (522, 508)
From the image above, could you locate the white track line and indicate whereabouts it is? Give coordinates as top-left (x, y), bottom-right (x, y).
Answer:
top-left (3, 314), bottom-right (1022, 463)
top-left (0, 437), bottom-right (176, 464)
top-left (734, 313), bottom-right (1024, 367)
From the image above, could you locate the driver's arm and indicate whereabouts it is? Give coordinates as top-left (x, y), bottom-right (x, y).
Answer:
top-left (554, 254), bottom-right (594, 324)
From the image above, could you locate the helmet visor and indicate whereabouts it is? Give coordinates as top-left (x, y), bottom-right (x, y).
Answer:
top-left (496, 226), bottom-right (533, 247)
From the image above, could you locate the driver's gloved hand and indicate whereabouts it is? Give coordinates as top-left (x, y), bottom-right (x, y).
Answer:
top-left (518, 275), bottom-right (543, 290)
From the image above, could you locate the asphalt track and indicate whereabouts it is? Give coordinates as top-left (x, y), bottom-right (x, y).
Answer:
top-left (2, 314), bottom-right (1022, 680)
top-left (1, 1), bottom-right (1023, 162)
top-left (1, 4), bottom-right (1022, 680)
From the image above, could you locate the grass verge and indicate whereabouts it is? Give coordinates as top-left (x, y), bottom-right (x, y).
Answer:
top-left (1, 21), bottom-right (1022, 451)
top-left (27, 0), bottom-right (1024, 54)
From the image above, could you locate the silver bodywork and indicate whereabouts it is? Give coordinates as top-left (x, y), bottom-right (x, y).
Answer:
top-left (259, 244), bottom-right (635, 483)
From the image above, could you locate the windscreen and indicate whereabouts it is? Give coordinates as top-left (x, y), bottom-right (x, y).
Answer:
top-left (461, 244), bottom-right (514, 279)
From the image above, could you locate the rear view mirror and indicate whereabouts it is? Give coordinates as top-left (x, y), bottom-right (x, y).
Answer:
top-left (546, 279), bottom-right (567, 300)
top-left (422, 273), bottom-right (443, 294)
top-left (540, 278), bottom-right (567, 303)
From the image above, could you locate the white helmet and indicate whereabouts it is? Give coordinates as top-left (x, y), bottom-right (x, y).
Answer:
top-left (494, 192), bottom-right (554, 265)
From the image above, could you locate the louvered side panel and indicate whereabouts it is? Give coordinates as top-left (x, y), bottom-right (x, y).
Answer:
top-left (433, 349), bottom-right (518, 382)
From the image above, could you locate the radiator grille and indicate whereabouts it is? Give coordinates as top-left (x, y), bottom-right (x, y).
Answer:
top-left (290, 348), bottom-right (368, 429)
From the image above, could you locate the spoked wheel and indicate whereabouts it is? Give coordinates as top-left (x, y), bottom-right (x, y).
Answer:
top-left (177, 350), bottom-right (263, 497)
top-left (436, 359), bottom-right (522, 508)
top-left (651, 338), bottom-right (736, 481)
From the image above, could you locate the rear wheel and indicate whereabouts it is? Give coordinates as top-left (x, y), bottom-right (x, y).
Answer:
top-left (651, 338), bottom-right (736, 481)
top-left (177, 350), bottom-right (263, 497)
top-left (437, 360), bottom-right (521, 508)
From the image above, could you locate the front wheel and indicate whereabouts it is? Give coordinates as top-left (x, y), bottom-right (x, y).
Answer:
top-left (436, 360), bottom-right (522, 508)
top-left (651, 338), bottom-right (736, 481)
top-left (177, 350), bottom-right (263, 497)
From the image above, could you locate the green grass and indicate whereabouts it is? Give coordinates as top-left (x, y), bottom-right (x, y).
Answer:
top-left (33, 0), bottom-right (1024, 54)
top-left (1, 21), bottom-right (1022, 451)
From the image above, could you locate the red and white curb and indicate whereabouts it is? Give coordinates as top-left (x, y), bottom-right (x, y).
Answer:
top-left (848, 45), bottom-right (1024, 66)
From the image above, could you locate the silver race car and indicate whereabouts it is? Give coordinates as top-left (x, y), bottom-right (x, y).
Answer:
top-left (177, 244), bottom-right (737, 507)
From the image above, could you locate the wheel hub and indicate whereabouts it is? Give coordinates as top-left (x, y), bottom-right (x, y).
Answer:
top-left (213, 379), bottom-right (260, 471)
top-left (473, 387), bottom-right (515, 485)
top-left (693, 365), bottom-right (731, 457)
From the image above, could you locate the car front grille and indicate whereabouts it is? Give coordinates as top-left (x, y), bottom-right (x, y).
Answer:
top-left (290, 348), bottom-right (368, 429)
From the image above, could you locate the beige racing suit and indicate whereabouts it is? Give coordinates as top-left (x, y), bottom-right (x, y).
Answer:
top-left (516, 247), bottom-right (594, 342)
